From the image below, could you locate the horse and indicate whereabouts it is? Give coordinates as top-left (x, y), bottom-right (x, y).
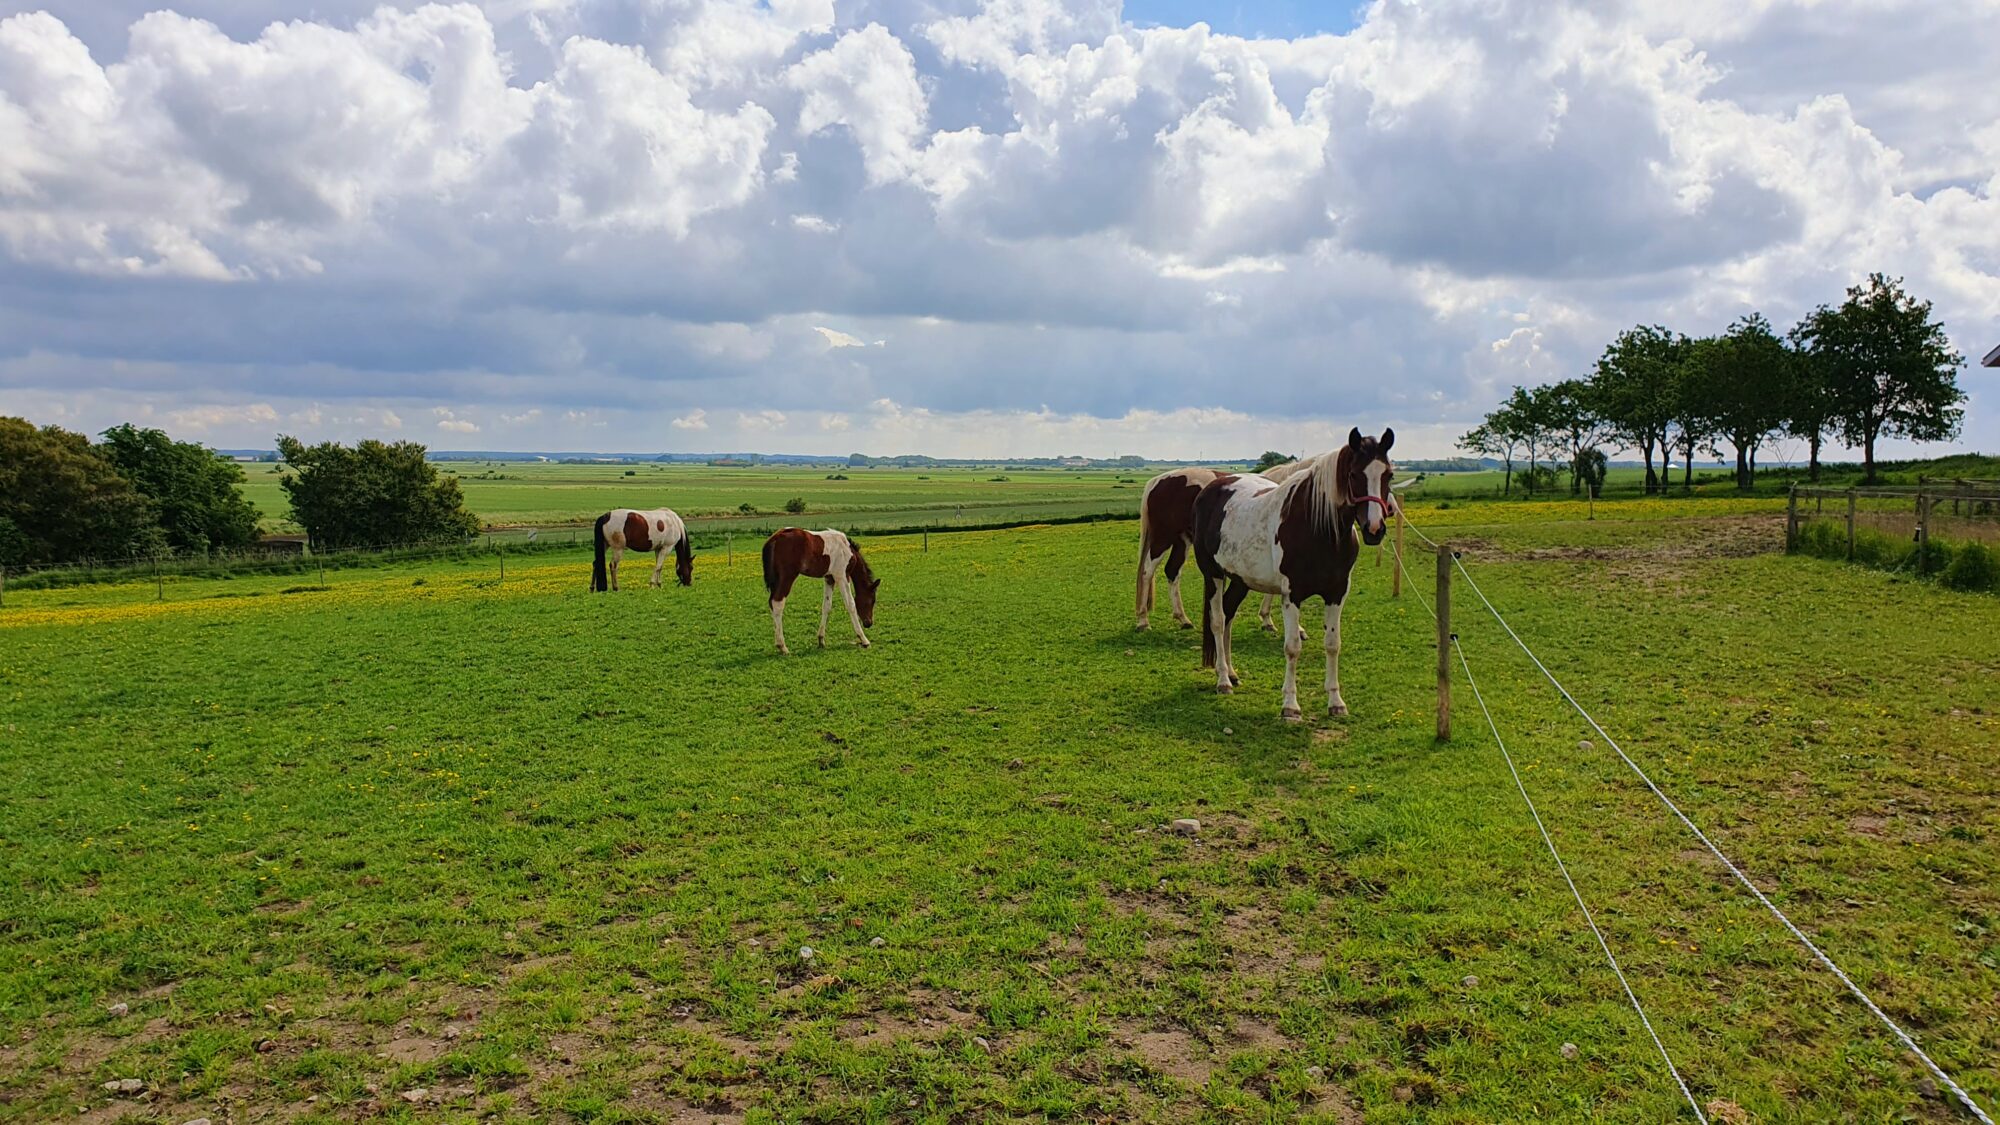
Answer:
top-left (589, 508), bottom-right (693, 592)
top-left (1138, 463), bottom-right (1310, 640)
top-left (762, 528), bottom-right (880, 654)
top-left (1192, 428), bottom-right (1395, 721)
top-left (1135, 467), bottom-right (1221, 629)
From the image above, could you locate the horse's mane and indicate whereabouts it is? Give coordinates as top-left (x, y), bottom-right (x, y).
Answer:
top-left (1281, 447), bottom-right (1351, 533)
top-left (848, 541), bottom-right (876, 586)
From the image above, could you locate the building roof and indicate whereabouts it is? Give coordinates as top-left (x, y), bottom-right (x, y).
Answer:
top-left (1984, 343), bottom-right (2000, 368)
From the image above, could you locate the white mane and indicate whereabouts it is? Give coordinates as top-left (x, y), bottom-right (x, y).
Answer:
top-left (1274, 447), bottom-right (1349, 533)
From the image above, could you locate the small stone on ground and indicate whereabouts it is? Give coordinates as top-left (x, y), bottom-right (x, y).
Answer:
top-left (1171, 818), bottom-right (1201, 836)
top-left (1560, 1042), bottom-right (1579, 1059)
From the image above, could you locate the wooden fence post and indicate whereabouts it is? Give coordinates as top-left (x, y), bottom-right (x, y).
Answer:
top-left (1917, 493), bottom-right (1930, 575)
top-left (1436, 545), bottom-right (1452, 743)
top-left (153, 555), bottom-right (162, 602)
top-left (2, 564), bottom-right (7, 608)
top-left (1392, 510), bottom-right (1405, 598)
top-left (1846, 489), bottom-right (1857, 560)
top-left (1786, 486), bottom-right (1798, 550)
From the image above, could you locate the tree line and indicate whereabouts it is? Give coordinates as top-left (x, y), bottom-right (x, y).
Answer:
top-left (0, 419), bottom-right (480, 567)
top-left (1461, 274), bottom-right (1967, 494)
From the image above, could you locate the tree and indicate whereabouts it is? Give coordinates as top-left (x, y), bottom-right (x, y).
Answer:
top-left (1591, 325), bottom-right (1686, 494)
top-left (1661, 345), bottom-right (1712, 492)
top-left (1252, 450), bottom-right (1297, 473)
top-left (1783, 321), bottom-right (1838, 482)
top-left (1793, 273), bottom-right (1965, 483)
top-left (1685, 315), bottom-right (1791, 490)
top-left (275, 436), bottom-right (481, 550)
top-left (1540, 379), bottom-right (1615, 496)
top-left (0, 417), bottom-right (160, 565)
top-left (98, 424), bottom-right (262, 554)
top-left (1507, 385), bottom-right (1561, 495)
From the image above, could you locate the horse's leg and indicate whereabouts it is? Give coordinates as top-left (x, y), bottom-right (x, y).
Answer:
top-left (1161, 541), bottom-right (1193, 628)
top-left (1217, 579), bottom-right (1249, 687)
top-left (1136, 545), bottom-right (1158, 630)
top-left (651, 546), bottom-right (666, 588)
top-left (770, 571), bottom-right (795, 654)
top-left (838, 574), bottom-right (871, 648)
top-left (1280, 599), bottom-right (1304, 721)
top-left (608, 545), bottom-right (621, 591)
top-left (1258, 593), bottom-right (1276, 632)
top-left (1324, 600), bottom-right (1347, 716)
top-left (1209, 581), bottom-right (1234, 694)
top-left (818, 578), bottom-right (833, 647)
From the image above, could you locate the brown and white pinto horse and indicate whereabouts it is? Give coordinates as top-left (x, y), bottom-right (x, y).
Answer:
top-left (590, 508), bottom-right (693, 592)
top-left (762, 528), bottom-right (880, 654)
top-left (1193, 428), bottom-right (1395, 721)
top-left (1135, 467), bottom-right (1220, 629)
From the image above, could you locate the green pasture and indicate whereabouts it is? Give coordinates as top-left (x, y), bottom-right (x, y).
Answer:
top-left (2, 514), bottom-right (1996, 1122)
top-left (236, 463), bottom-right (1158, 532)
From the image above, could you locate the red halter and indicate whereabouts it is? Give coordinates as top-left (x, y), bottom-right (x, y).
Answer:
top-left (1351, 495), bottom-right (1392, 520)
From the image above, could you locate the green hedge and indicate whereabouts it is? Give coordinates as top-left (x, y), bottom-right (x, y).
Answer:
top-left (1792, 520), bottom-right (2000, 594)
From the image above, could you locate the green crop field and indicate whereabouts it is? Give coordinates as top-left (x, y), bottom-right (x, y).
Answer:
top-left (235, 463), bottom-right (1165, 533)
top-left (2, 510), bottom-right (1996, 1123)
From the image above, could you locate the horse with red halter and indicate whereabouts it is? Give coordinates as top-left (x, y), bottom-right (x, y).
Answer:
top-left (1193, 428), bottom-right (1395, 720)
top-left (1135, 467), bottom-right (1221, 629)
top-left (589, 508), bottom-right (693, 592)
top-left (762, 528), bottom-right (880, 654)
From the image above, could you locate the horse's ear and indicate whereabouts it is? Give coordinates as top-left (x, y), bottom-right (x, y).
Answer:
top-left (1348, 426), bottom-right (1364, 449)
top-left (1379, 427), bottom-right (1395, 455)
top-left (870, 578), bottom-right (882, 592)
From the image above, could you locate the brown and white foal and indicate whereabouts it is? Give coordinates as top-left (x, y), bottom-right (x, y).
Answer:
top-left (590, 508), bottom-right (692, 592)
top-left (1193, 428), bottom-right (1395, 720)
top-left (761, 528), bottom-right (880, 654)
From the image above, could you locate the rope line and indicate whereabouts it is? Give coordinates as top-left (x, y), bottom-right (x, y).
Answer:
top-left (1452, 640), bottom-right (1709, 1122)
top-left (1446, 554), bottom-right (1995, 1124)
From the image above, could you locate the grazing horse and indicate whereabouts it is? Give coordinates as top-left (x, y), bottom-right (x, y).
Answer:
top-left (1135, 467), bottom-right (1220, 629)
top-left (590, 508), bottom-right (693, 592)
top-left (762, 528), bottom-right (880, 654)
top-left (1193, 428), bottom-right (1395, 721)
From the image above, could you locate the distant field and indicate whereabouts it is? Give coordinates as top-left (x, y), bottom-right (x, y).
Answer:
top-left (3, 512), bottom-right (1995, 1121)
top-left (236, 463), bottom-right (1160, 533)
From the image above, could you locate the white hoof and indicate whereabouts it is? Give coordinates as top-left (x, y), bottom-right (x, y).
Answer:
top-left (1328, 702), bottom-right (1349, 718)
top-left (1216, 683), bottom-right (1234, 696)
top-left (858, 638), bottom-right (872, 649)
top-left (1281, 707), bottom-right (1303, 723)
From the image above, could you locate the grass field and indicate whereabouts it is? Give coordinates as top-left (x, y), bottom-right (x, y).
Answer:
top-left (3, 511), bottom-right (1997, 1122)
top-left (236, 464), bottom-right (1160, 533)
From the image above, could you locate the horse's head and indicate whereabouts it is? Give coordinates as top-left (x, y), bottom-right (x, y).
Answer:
top-left (1344, 426), bottom-right (1395, 545)
top-left (675, 533), bottom-right (694, 586)
top-left (850, 550), bottom-right (881, 627)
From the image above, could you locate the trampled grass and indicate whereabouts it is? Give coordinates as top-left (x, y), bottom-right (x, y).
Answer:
top-left (2, 517), bottom-right (1996, 1122)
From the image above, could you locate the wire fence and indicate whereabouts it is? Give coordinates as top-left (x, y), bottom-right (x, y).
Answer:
top-left (1390, 516), bottom-right (1995, 1122)
top-left (0, 507), bottom-right (1141, 605)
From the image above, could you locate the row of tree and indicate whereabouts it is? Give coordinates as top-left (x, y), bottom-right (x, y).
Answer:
top-left (1461, 274), bottom-right (1967, 493)
top-left (0, 419), bottom-right (481, 567)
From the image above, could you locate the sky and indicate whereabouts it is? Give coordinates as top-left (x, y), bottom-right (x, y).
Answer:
top-left (0, 0), bottom-right (1996, 460)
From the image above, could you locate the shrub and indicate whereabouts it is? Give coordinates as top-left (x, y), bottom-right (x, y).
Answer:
top-left (784, 497), bottom-right (807, 514)
top-left (738, 502), bottom-right (756, 514)
top-left (1941, 542), bottom-right (2000, 592)
top-left (1903, 538), bottom-right (1954, 578)
top-left (624, 470), bottom-right (636, 477)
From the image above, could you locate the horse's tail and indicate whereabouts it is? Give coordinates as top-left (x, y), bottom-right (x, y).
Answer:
top-left (674, 527), bottom-right (694, 586)
top-left (1136, 478), bottom-right (1156, 618)
top-left (590, 512), bottom-right (611, 592)
top-left (1200, 572), bottom-right (1218, 669)
top-left (761, 535), bottom-right (778, 599)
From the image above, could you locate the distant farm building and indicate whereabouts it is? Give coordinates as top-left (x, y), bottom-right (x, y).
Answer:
top-left (259, 534), bottom-right (309, 555)
top-left (1983, 344), bottom-right (1998, 368)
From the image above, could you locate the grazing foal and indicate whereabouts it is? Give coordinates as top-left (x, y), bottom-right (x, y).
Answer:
top-left (762, 528), bottom-right (880, 654)
top-left (1193, 428), bottom-right (1395, 720)
top-left (1135, 467), bottom-right (1221, 629)
top-left (590, 508), bottom-right (692, 592)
